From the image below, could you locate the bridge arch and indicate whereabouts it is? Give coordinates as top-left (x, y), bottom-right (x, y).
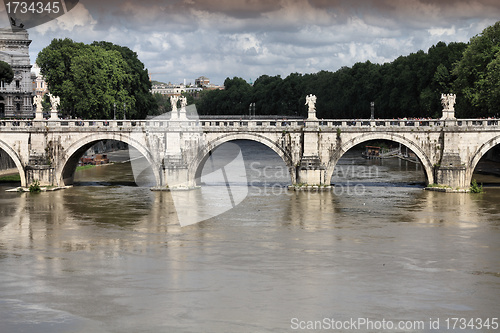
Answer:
top-left (0, 139), bottom-right (26, 187)
top-left (191, 132), bottom-right (296, 184)
top-left (468, 134), bottom-right (500, 185)
top-left (324, 132), bottom-right (434, 185)
top-left (57, 134), bottom-right (161, 187)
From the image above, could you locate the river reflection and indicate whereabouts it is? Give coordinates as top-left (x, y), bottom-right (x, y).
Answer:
top-left (0, 142), bottom-right (499, 332)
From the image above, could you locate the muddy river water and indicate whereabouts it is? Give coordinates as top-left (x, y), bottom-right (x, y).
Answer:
top-left (0, 141), bottom-right (499, 332)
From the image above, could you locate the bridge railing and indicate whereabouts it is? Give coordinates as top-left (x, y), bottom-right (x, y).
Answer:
top-left (197, 118), bottom-right (500, 128)
top-left (316, 119), bottom-right (500, 128)
top-left (0, 118), bottom-right (498, 129)
top-left (456, 119), bottom-right (499, 126)
top-left (0, 119), bottom-right (203, 129)
top-left (322, 119), bottom-right (443, 127)
top-left (199, 119), bottom-right (306, 128)
top-left (0, 120), bottom-right (34, 127)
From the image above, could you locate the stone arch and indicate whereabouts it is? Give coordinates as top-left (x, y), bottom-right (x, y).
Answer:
top-left (0, 139), bottom-right (26, 187)
top-left (468, 134), bottom-right (500, 184)
top-left (324, 132), bottom-right (434, 185)
top-left (191, 132), bottom-right (296, 184)
top-left (56, 134), bottom-right (161, 187)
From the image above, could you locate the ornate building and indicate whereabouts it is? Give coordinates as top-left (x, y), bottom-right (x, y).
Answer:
top-left (195, 76), bottom-right (210, 87)
top-left (32, 63), bottom-right (49, 97)
top-left (0, 28), bottom-right (33, 118)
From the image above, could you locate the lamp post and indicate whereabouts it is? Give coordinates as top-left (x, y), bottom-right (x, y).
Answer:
top-left (123, 103), bottom-right (126, 120)
top-left (113, 103), bottom-right (116, 120)
top-left (370, 102), bottom-right (375, 120)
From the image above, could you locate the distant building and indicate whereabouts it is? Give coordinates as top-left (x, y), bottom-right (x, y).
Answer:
top-left (151, 83), bottom-right (203, 97)
top-left (150, 76), bottom-right (224, 98)
top-left (195, 76), bottom-right (210, 87)
top-left (32, 63), bottom-right (49, 97)
top-left (151, 83), bottom-right (185, 96)
top-left (0, 28), bottom-right (34, 118)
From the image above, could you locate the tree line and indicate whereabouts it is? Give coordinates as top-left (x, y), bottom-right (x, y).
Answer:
top-left (34, 21), bottom-right (500, 119)
top-left (196, 21), bottom-right (500, 119)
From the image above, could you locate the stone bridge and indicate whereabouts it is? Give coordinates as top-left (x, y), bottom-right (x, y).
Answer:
top-left (1, 112), bottom-right (499, 190)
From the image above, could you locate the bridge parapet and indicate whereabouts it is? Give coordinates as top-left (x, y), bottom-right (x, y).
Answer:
top-left (0, 118), bottom-right (499, 132)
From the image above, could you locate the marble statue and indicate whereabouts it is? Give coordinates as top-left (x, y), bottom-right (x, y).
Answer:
top-left (305, 94), bottom-right (317, 120)
top-left (33, 95), bottom-right (43, 120)
top-left (47, 93), bottom-right (60, 120)
top-left (33, 95), bottom-right (42, 111)
top-left (441, 93), bottom-right (456, 111)
top-left (47, 93), bottom-right (60, 110)
top-left (440, 93), bottom-right (457, 120)
top-left (170, 95), bottom-right (179, 112)
top-left (305, 94), bottom-right (317, 112)
top-left (180, 96), bottom-right (187, 109)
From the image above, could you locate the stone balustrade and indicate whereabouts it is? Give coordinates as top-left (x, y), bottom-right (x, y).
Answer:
top-left (0, 117), bottom-right (498, 131)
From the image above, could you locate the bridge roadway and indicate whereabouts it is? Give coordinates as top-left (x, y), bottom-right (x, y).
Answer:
top-left (0, 116), bottom-right (499, 190)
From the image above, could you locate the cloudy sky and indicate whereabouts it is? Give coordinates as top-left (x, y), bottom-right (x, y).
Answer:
top-left (1, 0), bottom-right (499, 85)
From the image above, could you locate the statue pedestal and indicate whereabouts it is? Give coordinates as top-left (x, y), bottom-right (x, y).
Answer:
top-left (441, 109), bottom-right (456, 120)
top-left (307, 109), bottom-right (317, 120)
top-left (178, 107), bottom-right (188, 120)
top-left (34, 110), bottom-right (43, 120)
top-left (49, 110), bottom-right (58, 120)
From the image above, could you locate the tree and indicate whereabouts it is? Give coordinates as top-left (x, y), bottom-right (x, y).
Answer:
top-left (92, 41), bottom-right (157, 118)
top-left (453, 21), bottom-right (500, 117)
top-left (252, 75), bottom-right (283, 115)
top-left (152, 93), bottom-right (171, 115)
top-left (37, 38), bottom-right (157, 119)
top-left (196, 77), bottom-right (253, 115)
top-left (0, 61), bottom-right (14, 84)
top-left (69, 46), bottom-right (134, 119)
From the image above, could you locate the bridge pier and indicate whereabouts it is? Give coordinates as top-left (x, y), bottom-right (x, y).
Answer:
top-left (434, 166), bottom-right (468, 189)
top-left (157, 154), bottom-right (198, 190)
top-left (433, 153), bottom-right (468, 189)
top-left (161, 165), bottom-right (197, 190)
top-left (295, 118), bottom-right (330, 187)
top-left (296, 156), bottom-right (327, 185)
top-left (25, 165), bottom-right (54, 187)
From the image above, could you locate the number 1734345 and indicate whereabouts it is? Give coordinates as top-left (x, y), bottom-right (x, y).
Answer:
top-left (5, 1), bottom-right (61, 14)
top-left (445, 318), bottom-right (498, 330)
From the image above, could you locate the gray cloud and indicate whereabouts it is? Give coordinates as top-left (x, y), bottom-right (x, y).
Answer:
top-left (20, 0), bottom-right (500, 85)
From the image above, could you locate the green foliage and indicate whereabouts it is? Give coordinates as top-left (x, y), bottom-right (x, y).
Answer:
top-left (76, 164), bottom-right (96, 171)
top-left (29, 180), bottom-right (41, 193)
top-left (91, 41), bottom-right (157, 118)
top-left (36, 38), bottom-right (156, 119)
top-left (42, 94), bottom-right (51, 114)
top-left (0, 60), bottom-right (14, 84)
top-left (196, 77), bottom-right (253, 115)
top-left (470, 179), bottom-right (484, 193)
top-left (194, 40), bottom-right (468, 118)
top-left (153, 93), bottom-right (171, 115)
top-left (0, 174), bottom-right (21, 182)
top-left (453, 21), bottom-right (500, 117)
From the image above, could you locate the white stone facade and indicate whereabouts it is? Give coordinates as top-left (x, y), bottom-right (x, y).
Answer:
top-left (0, 28), bottom-right (33, 118)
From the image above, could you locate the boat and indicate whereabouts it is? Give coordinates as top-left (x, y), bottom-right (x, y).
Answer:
top-left (79, 154), bottom-right (110, 166)
top-left (362, 146), bottom-right (381, 159)
top-left (362, 146), bottom-right (401, 159)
